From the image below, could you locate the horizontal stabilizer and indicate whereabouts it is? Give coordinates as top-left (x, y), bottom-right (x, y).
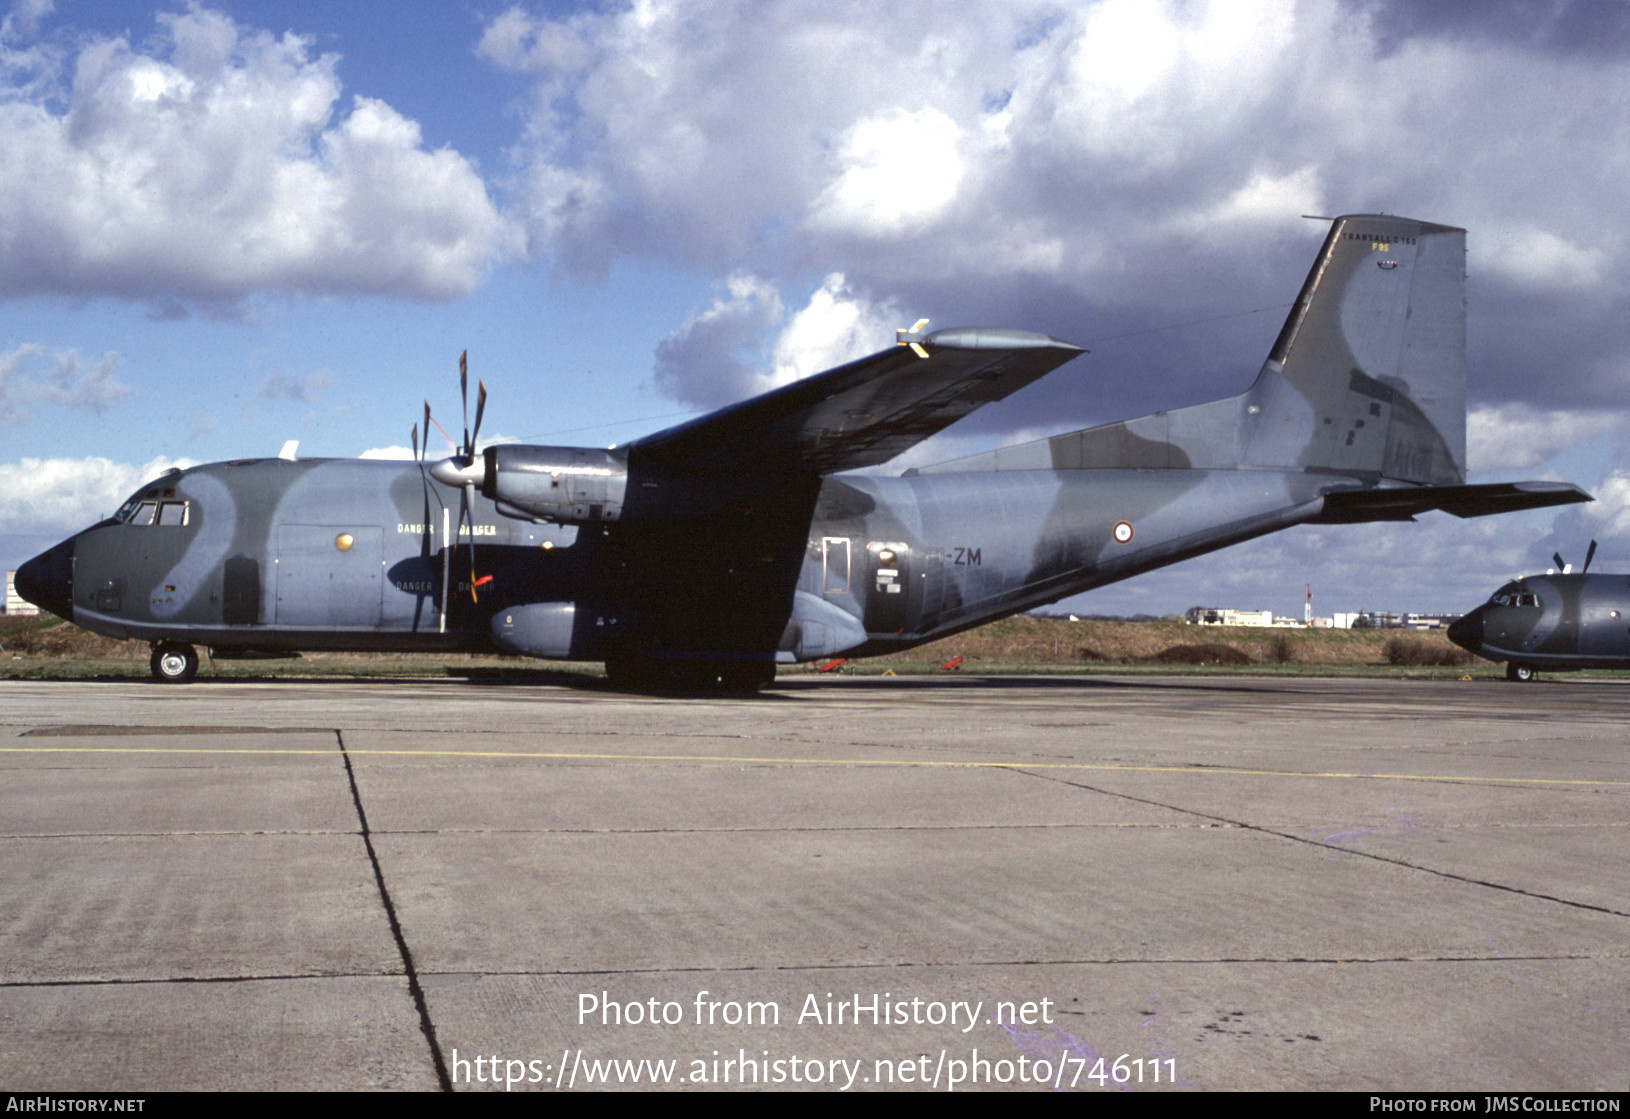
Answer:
top-left (631, 328), bottom-right (1082, 476)
top-left (1312, 481), bottom-right (1591, 523)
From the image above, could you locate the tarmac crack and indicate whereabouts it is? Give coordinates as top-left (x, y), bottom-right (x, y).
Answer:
top-left (1010, 766), bottom-right (1630, 921)
top-left (4, 952), bottom-right (1623, 991)
top-left (336, 728), bottom-right (452, 1092)
top-left (407, 952), bottom-right (1630, 980)
top-left (0, 970), bottom-right (422, 988)
top-left (357, 822), bottom-right (1235, 837)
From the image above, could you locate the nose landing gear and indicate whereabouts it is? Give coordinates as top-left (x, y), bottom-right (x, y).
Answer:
top-left (150, 642), bottom-right (199, 684)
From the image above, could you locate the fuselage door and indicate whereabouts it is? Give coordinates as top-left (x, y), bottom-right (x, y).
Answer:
top-left (274, 524), bottom-right (383, 628)
top-left (864, 541), bottom-right (912, 633)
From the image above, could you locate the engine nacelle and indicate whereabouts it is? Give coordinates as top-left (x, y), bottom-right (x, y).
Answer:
top-left (483, 445), bottom-right (628, 524)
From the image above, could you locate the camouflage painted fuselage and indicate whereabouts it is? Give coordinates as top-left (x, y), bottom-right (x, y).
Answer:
top-left (1447, 575), bottom-right (1630, 670)
top-left (46, 455), bottom-right (1328, 664)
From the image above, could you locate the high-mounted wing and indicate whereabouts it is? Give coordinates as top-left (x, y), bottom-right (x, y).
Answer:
top-left (629, 327), bottom-right (1084, 476)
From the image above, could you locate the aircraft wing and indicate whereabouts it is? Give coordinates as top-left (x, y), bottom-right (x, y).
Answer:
top-left (628, 327), bottom-right (1084, 476)
top-left (1313, 481), bottom-right (1592, 523)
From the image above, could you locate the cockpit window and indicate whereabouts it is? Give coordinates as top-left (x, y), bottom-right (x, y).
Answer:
top-left (1490, 592), bottom-right (1539, 608)
top-left (113, 472), bottom-right (188, 525)
top-left (119, 499), bottom-right (188, 526)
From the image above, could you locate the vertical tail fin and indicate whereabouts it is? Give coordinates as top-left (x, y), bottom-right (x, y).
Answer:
top-left (1244, 215), bottom-right (1467, 484)
top-left (912, 213), bottom-right (1469, 483)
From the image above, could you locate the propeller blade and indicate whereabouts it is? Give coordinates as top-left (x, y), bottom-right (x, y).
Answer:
top-left (460, 351), bottom-right (471, 457)
top-left (411, 423), bottom-right (419, 462)
top-left (1553, 552), bottom-right (1566, 572)
top-left (464, 480), bottom-right (480, 602)
top-left (472, 379), bottom-right (487, 454)
top-left (1585, 539), bottom-right (1598, 574)
top-left (422, 401), bottom-right (432, 460)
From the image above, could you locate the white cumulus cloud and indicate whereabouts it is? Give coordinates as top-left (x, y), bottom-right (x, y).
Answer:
top-left (0, 454), bottom-right (196, 535)
top-left (1467, 404), bottom-right (1623, 472)
top-left (767, 274), bottom-right (900, 387)
top-left (0, 6), bottom-right (516, 306)
top-left (482, 0), bottom-right (1630, 310)
top-left (1584, 470), bottom-right (1630, 540)
top-left (653, 272), bottom-right (901, 406)
top-left (806, 107), bottom-right (966, 238)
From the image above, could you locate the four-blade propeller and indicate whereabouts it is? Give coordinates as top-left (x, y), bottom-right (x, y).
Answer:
top-left (1551, 539), bottom-right (1598, 575)
top-left (424, 352), bottom-right (490, 604)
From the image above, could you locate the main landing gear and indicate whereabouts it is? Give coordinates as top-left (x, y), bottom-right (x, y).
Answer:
top-left (150, 642), bottom-right (199, 684)
top-left (603, 653), bottom-right (775, 694)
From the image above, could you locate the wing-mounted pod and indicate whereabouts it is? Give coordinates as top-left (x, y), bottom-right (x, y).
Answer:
top-left (481, 445), bottom-right (628, 525)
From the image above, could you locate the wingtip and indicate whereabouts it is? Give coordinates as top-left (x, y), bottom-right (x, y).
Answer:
top-left (924, 326), bottom-right (1084, 353)
top-left (1511, 480), bottom-right (1594, 503)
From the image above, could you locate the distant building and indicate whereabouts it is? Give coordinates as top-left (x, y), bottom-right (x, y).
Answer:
top-left (1404, 613), bottom-right (1456, 630)
top-left (1187, 606), bottom-right (1454, 630)
top-left (1186, 607), bottom-right (1273, 627)
top-left (1352, 612), bottom-right (1406, 629)
top-left (5, 571), bottom-right (40, 616)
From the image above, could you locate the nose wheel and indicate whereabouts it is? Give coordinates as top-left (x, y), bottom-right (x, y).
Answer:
top-left (150, 642), bottom-right (199, 684)
top-left (1505, 662), bottom-right (1536, 682)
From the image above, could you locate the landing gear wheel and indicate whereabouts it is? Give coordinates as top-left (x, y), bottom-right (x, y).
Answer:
top-left (1506, 662), bottom-right (1536, 682)
top-left (603, 653), bottom-right (659, 692)
top-left (718, 662), bottom-right (776, 693)
top-left (150, 642), bottom-right (199, 684)
top-left (604, 654), bottom-right (774, 693)
top-left (603, 655), bottom-right (705, 692)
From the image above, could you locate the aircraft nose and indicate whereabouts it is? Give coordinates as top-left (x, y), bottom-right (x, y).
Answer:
top-left (15, 537), bottom-right (74, 621)
top-left (1446, 610), bottom-right (1482, 652)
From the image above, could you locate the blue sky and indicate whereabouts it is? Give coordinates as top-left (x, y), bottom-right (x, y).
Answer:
top-left (5, 0), bottom-right (1630, 618)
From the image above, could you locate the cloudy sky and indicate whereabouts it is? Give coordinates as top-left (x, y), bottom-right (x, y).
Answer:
top-left (4, 0), bottom-right (1629, 619)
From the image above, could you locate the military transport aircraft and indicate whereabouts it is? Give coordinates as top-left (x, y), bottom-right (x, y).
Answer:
top-left (1447, 543), bottom-right (1630, 681)
top-left (16, 214), bottom-right (1591, 690)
